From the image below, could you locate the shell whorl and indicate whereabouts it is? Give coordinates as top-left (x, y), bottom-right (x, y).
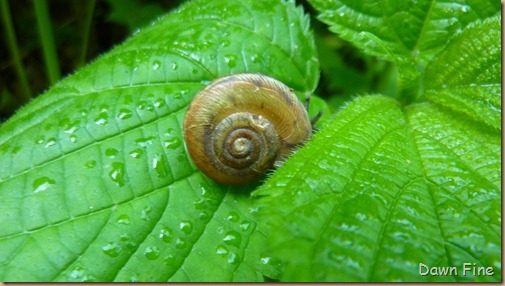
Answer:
top-left (183, 73), bottom-right (312, 185)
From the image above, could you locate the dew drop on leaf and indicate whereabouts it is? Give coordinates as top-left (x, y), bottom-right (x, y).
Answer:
top-left (140, 206), bottom-right (152, 221)
top-left (118, 108), bottom-right (133, 120)
top-left (68, 266), bottom-right (94, 281)
top-left (239, 221), bottom-right (251, 232)
top-left (32, 176), bottom-right (56, 193)
top-left (102, 242), bottom-right (122, 258)
top-left (129, 148), bottom-right (144, 159)
top-left (227, 252), bottom-right (239, 265)
top-left (179, 221), bottom-right (193, 235)
top-left (44, 138), bottom-right (56, 148)
top-left (116, 214), bottom-right (131, 225)
top-left (105, 148), bottom-right (119, 158)
top-left (69, 135), bottom-right (77, 143)
top-left (224, 54), bottom-right (237, 68)
top-left (135, 136), bottom-right (156, 147)
top-left (35, 135), bottom-right (45, 144)
top-left (154, 98), bottom-right (165, 108)
top-left (164, 137), bottom-right (181, 150)
top-left (152, 60), bottom-right (161, 70)
top-left (153, 154), bottom-right (169, 178)
top-left (109, 162), bottom-right (127, 187)
top-left (84, 160), bottom-right (96, 169)
top-left (216, 245), bottom-right (228, 256)
top-left (164, 255), bottom-right (176, 266)
top-left (226, 211), bottom-right (239, 222)
top-left (95, 112), bottom-right (108, 125)
top-left (198, 211), bottom-right (208, 220)
top-left (159, 227), bottom-right (173, 243)
top-left (223, 231), bottom-right (242, 247)
top-left (175, 238), bottom-right (186, 249)
top-left (144, 246), bottom-right (160, 260)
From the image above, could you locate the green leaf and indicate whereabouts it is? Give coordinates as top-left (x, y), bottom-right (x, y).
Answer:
top-left (424, 16), bottom-right (501, 130)
top-left (0, 0), bottom-right (318, 281)
top-left (308, 0), bottom-right (499, 65)
top-left (254, 96), bottom-right (500, 282)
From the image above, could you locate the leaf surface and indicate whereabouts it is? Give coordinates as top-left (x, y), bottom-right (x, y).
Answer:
top-left (308, 0), bottom-right (499, 64)
top-left (254, 96), bottom-right (501, 282)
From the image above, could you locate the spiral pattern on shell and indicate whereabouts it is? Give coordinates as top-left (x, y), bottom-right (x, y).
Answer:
top-left (183, 73), bottom-right (312, 185)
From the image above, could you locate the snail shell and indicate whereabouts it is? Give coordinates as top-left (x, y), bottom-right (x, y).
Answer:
top-left (183, 73), bottom-right (312, 185)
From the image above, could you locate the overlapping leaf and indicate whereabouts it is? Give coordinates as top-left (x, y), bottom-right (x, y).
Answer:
top-left (254, 96), bottom-right (501, 282)
top-left (424, 16), bottom-right (501, 130)
top-left (308, 0), bottom-right (499, 65)
top-left (0, 0), bottom-right (319, 281)
top-left (254, 0), bottom-right (501, 282)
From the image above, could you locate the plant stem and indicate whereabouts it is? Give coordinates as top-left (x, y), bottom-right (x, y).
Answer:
top-left (34, 0), bottom-right (61, 85)
top-left (0, 0), bottom-right (32, 103)
top-left (78, 0), bottom-right (96, 68)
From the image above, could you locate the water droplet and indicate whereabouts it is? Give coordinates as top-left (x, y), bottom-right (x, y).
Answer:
top-left (175, 238), bottom-right (186, 249)
top-left (135, 136), bottom-right (156, 147)
top-left (239, 221), bottom-right (251, 232)
top-left (227, 211), bottom-right (239, 222)
top-left (224, 54), bottom-right (237, 68)
top-left (109, 162), bottom-right (127, 187)
top-left (140, 206), bottom-right (152, 221)
top-left (68, 266), bottom-right (96, 281)
top-left (33, 177), bottom-right (56, 193)
top-left (152, 60), bottom-right (161, 70)
top-left (144, 246), bottom-right (160, 260)
top-left (260, 257), bottom-right (271, 265)
top-left (159, 227), bottom-right (173, 243)
top-left (105, 148), bottom-right (119, 158)
top-left (216, 245), bottom-right (228, 256)
top-left (198, 211), bottom-right (209, 220)
top-left (35, 136), bottom-right (45, 144)
top-left (84, 160), bottom-right (96, 169)
top-left (153, 154), bottom-right (169, 178)
top-left (171, 62), bottom-right (178, 70)
top-left (102, 242), bottom-right (122, 258)
top-left (44, 138), bottom-right (56, 148)
top-left (227, 252), bottom-right (239, 265)
top-left (250, 54), bottom-right (261, 63)
top-left (129, 149), bottom-right (144, 158)
top-left (64, 124), bottom-right (78, 134)
top-left (163, 137), bottom-right (181, 150)
top-left (95, 112), bottom-right (108, 125)
top-left (117, 214), bottom-right (131, 225)
top-left (69, 135), bottom-right (77, 143)
top-left (118, 108), bottom-right (133, 120)
top-left (223, 231), bottom-right (242, 247)
top-left (180, 221), bottom-right (193, 235)
top-left (68, 267), bottom-right (84, 280)
top-left (164, 255), bottom-right (176, 266)
top-left (355, 213), bottom-right (367, 221)
top-left (154, 98), bottom-right (165, 108)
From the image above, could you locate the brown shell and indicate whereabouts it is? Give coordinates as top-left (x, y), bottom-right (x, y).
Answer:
top-left (183, 73), bottom-right (312, 185)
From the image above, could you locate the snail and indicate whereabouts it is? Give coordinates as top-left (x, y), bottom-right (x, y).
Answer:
top-left (183, 73), bottom-right (318, 185)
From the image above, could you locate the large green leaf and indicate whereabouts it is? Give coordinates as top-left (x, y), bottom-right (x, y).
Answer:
top-left (308, 0), bottom-right (499, 65)
top-left (253, 0), bottom-right (501, 282)
top-left (254, 96), bottom-right (501, 282)
top-left (424, 16), bottom-right (501, 130)
top-left (0, 0), bottom-right (318, 281)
